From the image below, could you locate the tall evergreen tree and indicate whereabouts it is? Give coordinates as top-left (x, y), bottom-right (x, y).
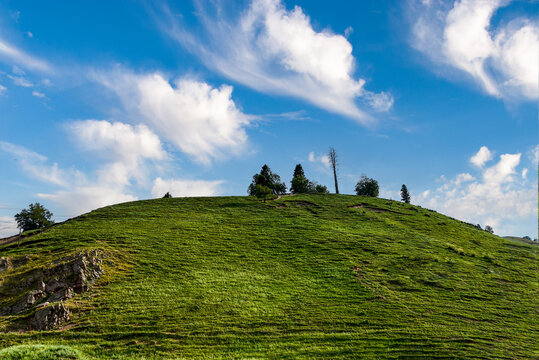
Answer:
top-left (400, 184), bottom-right (411, 204)
top-left (290, 163), bottom-right (312, 194)
top-left (293, 164), bottom-right (305, 178)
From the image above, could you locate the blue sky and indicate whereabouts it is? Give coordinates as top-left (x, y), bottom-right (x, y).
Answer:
top-left (0, 0), bottom-right (537, 238)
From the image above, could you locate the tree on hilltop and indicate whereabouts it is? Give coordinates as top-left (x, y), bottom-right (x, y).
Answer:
top-left (328, 147), bottom-right (339, 194)
top-left (248, 165), bottom-right (286, 195)
top-left (293, 164), bottom-right (305, 179)
top-left (400, 184), bottom-right (411, 204)
top-left (355, 176), bottom-right (379, 197)
top-left (290, 164), bottom-right (313, 194)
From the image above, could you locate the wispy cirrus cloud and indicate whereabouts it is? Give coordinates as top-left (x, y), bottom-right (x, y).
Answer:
top-left (0, 38), bottom-right (53, 73)
top-left (0, 141), bottom-right (83, 187)
top-left (408, 0), bottom-right (539, 100)
top-left (158, 0), bottom-right (393, 123)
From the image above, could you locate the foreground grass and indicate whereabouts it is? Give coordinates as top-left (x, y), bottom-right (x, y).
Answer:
top-left (0, 195), bottom-right (537, 359)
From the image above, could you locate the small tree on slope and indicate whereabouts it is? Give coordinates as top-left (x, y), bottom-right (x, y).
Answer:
top-left (14, 203), bottom-right (54, 232)
top-left (400, 184), bottom-right (411, 204)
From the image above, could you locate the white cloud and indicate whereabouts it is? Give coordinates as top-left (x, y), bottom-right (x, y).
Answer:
top-left (161, 0), bottom-right (392, 123)
top-left (7, 74), bottom-right (33, 87)
top-left (308, 151), bottom-right (330, 168)
top-left (470, 146), bottom-right (493, 167)
top-left (69, 120), bottom-right (165, 163)
top-left (528, 144), bottom-right (539, 164)
top-left (0, 141), bottom-right (81, 186)
top-left (0, 141), bottom-right (131, 223)
top-left (151, 177), bottom-right (223, 198)
top-left (409, 0), bottom-right (539, 100)
top-left (69, 120), bottom-right (166, 186)
top-left (38, 186), bottom-right (137, 217)
top-left (31, 90), bottom-right (45, 98)
top-left (0, 38), bottom-right (52, 73)
top-left (521, 168), bottom-right (528, 179)
top-left (26, 31), bottom-right (33, 38)
top-left (94, 70), bottom-right (251, 163)
top-left (0, 216), bottom-right (18, 237)
top-left (0, 84), bottom-right (6, 94)
top-left (417, 147), bottom-right (537, 236)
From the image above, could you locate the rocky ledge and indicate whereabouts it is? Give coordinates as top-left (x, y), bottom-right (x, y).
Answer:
top-left (0, 249), bottom-right (104, 330)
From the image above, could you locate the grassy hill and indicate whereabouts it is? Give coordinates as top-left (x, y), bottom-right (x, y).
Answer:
top-left (0, 194), bottom-right (537, 359)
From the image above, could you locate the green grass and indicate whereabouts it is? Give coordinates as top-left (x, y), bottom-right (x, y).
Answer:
top-left (0, 194), bottom-right (537, 359)
top-left (0, 344), bottom-right (85, 359)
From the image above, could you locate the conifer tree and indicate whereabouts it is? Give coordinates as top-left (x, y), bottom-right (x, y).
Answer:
top-left (400, 184), bottom-right (411, 204)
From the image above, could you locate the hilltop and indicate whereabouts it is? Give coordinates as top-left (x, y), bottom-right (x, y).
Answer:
top-left (0, 195), bottom-right (537, 359)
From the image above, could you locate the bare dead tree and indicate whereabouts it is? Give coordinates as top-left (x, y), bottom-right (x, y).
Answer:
top-left (328, 147), bottom-right (339, 194)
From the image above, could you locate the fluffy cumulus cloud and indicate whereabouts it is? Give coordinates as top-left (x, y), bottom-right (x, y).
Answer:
top-left (409, 0), bottom-right (539, 100)
top-left (37, 120), bottom-right (166, 215)
top-left (151, 177), bottom-right (223, 198)
top-left (470, 146), bottom-right (492, 167)
top-left (94, 70), bottom-right (251, 164)
top-left (417, 146), bottom-right (537, 236)
top-left (162, 0), bottom-right (392, 123)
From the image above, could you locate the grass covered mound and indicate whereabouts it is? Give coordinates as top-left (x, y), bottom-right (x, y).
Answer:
top-left (0, 344), bottom-right (85, 359)
top-left (0, 194), bottom-right (537, 359)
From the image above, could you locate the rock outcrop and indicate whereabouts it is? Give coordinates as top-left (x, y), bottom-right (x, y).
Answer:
top-left (0, 250), bottom-right (104, 330)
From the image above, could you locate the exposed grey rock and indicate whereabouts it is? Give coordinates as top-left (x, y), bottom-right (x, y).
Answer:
top-left (31, 302), bottom-right (70, 330)
top-left (0, 250), bottom-right (104, 329)
top-left (0, 257), bottom-right (10, 274)
top-left (48, 287), bottom-right (74, 303)
top-left (10, 290), bottom-right (44, 314)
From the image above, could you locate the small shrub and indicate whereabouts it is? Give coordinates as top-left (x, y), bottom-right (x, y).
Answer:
top-left (355, 176), bottom-right (379, 197)
top-left (254, 184), bottom-right (273, 202)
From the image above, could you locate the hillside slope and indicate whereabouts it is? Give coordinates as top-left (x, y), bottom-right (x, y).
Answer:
top-left (0, 195), bottom-right (537, 359)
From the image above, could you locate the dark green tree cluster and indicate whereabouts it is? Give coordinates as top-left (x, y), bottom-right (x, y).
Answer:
top-left (14, 203), bottom-right (54, 232)
top-left (290, 164), bottom-right (328, 194)
top-left (248, 164), bottom-right (286, 196)
top-left (163, 192), bottom-right (172, 198)
top-left (355, 176), bottom-right (379, 197)
top-left (248, 164), bottom-right (328, 201)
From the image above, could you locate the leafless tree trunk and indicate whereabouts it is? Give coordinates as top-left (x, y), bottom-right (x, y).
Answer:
top-left (328, 147), bottom-right (339, 194)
